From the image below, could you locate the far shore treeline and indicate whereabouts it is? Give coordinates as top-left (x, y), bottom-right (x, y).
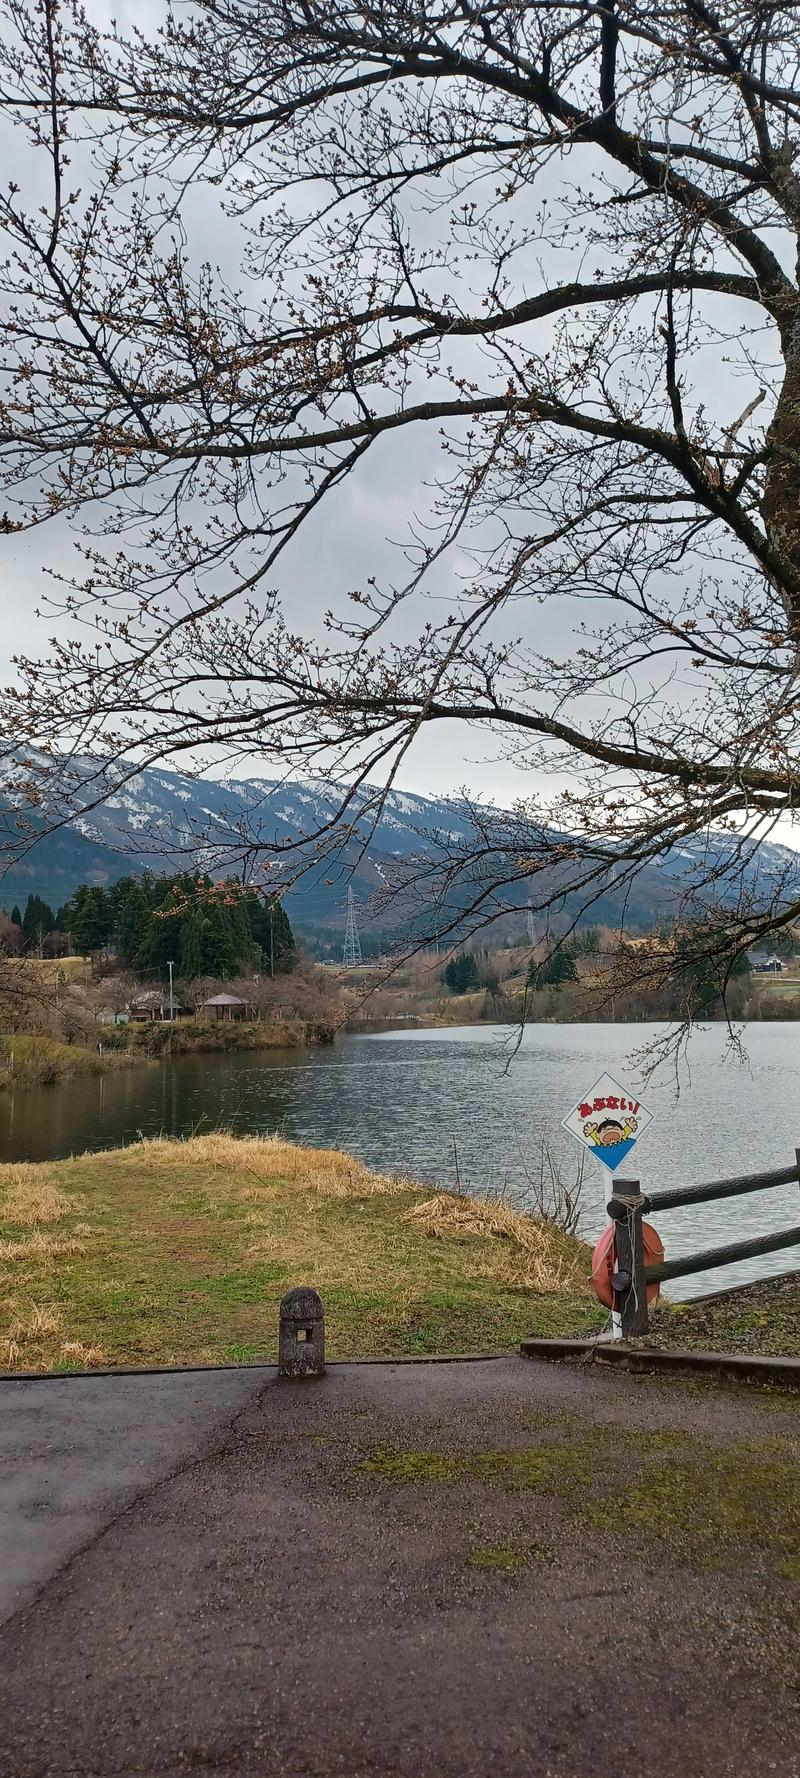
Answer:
top-left (3, 877), bottom-right (295, 980)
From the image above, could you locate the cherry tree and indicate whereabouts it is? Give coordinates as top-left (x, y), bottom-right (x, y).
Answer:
top-left (1, 0), bottom-right (800, 990)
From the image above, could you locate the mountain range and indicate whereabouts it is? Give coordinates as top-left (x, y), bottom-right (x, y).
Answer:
top-left (1, 759), bottom-right (798, 947)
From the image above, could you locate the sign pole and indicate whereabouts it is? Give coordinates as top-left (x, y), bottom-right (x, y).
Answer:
top-left (561, 1071), bottom-right (654, 1337)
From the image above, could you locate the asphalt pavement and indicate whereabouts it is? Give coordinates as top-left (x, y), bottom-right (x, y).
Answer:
top-left (1, 1355), bottom-right (798, 1778)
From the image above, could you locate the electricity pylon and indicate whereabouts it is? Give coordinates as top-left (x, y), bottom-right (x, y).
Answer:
top-left (526, 902), bottom-right (536, 944)
top-left (342, 886), bottom-right (363, 967)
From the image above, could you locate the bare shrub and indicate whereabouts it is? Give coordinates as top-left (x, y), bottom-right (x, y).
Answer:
top-left (514, 1141), bottom-right (587, 1239)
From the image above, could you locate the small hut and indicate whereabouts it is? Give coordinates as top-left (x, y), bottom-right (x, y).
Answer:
top-left (200, 992), bottom-right (252, 1022)
top-left (130, 989), bottom-right (192, 1022)
top-left (130, 990), bottom-right (167, 1022)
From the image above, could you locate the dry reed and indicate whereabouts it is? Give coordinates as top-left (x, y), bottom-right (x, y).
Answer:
top-left (404, 1193), bottom-right (591, 1295)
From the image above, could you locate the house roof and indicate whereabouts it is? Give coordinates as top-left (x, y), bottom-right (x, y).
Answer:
top-left (201, 992), bottom-right (249, 1006)
top-left (131, 990), bottom-right (165, 1007)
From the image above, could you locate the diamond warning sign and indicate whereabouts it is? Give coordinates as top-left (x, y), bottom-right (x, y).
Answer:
top-left (562, 1072), bottom-right (653, 1173)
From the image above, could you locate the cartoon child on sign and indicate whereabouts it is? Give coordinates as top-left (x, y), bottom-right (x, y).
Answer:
top-left (583, 1112), bottom-right (638, 1170)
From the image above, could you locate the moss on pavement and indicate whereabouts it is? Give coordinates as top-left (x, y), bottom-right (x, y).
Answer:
top-left (360, 1416), bottom-right (800, 1577)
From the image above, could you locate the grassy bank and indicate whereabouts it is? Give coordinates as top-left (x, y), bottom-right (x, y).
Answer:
top-left (0, 1134), bottom-right (603, 1370)
top-left (112, 1015), bottom-right (335, 1058)
top-left (0, 1015), bottom-right (336, 1090)
top-left (0, 1034), bottom-right (139, 1090)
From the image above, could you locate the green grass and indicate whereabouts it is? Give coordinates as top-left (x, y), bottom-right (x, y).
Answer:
top-left (467, 1543), bottom-right (533, 1574)
top-left (0, 1133), bottom-right (603, 1370)
top-left (361, 1440), bottom-right (595, 1490)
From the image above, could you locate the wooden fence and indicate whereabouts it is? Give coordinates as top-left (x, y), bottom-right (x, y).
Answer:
top-left (607, 1155), bottom-right (800, 1336)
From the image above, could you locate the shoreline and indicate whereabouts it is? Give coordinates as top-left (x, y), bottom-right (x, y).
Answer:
top-left (0, 1131), bottom-right (600, 1371)
top-left (0, 1016), bottom-right (335, 1091)
top-left (2, 1130), bottom-right (799, 1369)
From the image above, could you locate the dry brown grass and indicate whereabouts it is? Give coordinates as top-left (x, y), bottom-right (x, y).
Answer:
top-left (0, 1164), bottom-right (72, 1225)
top-left (404, 1193), bottom-right (591, 1294)
top-left (0, 1230), bottom-right (85, 1263)
top-left (0, 1297), bottom-right (106, 1370)
top-left (58, 1340), bottom-right (107, 1367)
top-left (120, 1130), bottom-right (412, 1199)
top-left (13, 955), bottom-right (90, 981)
top-left (1, 1301), bottom-right (62, 1369)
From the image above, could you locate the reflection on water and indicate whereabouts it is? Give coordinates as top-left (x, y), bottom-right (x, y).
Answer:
top-left (1, 1022), bottom-right (799, 1300)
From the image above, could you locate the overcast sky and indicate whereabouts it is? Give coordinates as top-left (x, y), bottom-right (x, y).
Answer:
top-left (0, 87), bottom-right (574, 808)
top-left (0, 0), bottom-right (516, 800)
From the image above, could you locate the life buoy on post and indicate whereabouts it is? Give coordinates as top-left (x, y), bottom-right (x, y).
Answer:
top-left (590, 1224), bottom-right (664, 1309)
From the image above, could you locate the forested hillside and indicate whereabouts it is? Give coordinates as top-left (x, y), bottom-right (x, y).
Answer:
top-left (3, 877), bottom-right (295, 979)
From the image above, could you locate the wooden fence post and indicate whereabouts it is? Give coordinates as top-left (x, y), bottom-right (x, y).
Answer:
top-left (610, 1177), bottom-right (649, 1337)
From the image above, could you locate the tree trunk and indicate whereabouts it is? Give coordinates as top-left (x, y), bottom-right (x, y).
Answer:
top-left (763, 309), bottom-right (800, 635)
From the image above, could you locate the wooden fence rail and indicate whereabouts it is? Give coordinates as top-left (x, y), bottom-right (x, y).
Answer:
top-left (642, 1162), bottom-right (800, 1214)
top-left (605, 1151), bottom-right (800, 1337)
top-left (646, 1223), bottom-right (800, 1286)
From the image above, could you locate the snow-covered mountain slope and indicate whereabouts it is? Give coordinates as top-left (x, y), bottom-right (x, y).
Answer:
top-left (1, 756), bottom-right (798, 937)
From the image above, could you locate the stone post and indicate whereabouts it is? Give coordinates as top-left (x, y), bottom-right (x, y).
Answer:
top-left (278, 1287), bottom-right (325, 1378)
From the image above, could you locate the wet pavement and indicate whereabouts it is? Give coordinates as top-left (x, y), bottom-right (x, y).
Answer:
top-left (1, 1355), bottom-right (798, 1778)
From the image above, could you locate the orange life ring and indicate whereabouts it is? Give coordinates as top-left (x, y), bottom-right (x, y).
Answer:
top-left (590, 1223), bottom-right (664, 1308)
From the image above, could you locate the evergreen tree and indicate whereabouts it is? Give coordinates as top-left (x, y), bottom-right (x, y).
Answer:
top-left (245, 891), bottom-right (294, 972)
top-left (108, 874), bottom-right (146, 929)
top-left (178, 909), bottom-right (205, 980)
top-left (52, 869), bottom-right (272, 981)
top-left (230, 893), bottom-right (256, 970)
top-left (443, 952), bottom-right (480, 995)
top-left (133, 893), bottom-right (182, 973)
top-left (68, 885), bottom-right (113, 954)
top-left (528, 949), bottom-right (578, 989)
top-left (117, 879), bottom-right (154, 967)
top-left (198, 900), bottom-right (240, 978)
top-left (22, 894), bottom-right (54, 948)
top-left (669, 935), bottom-right (751, 1018)
top-left (9, 904), bottom-right (21, 927)
top-left (570, 927), bottom-right (601, 958)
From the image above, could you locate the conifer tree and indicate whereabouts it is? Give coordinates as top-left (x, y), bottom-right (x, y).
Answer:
top-left (22, 895), bottom-right (54, 948)
top-left (178, 910), bottom-right (205, 981)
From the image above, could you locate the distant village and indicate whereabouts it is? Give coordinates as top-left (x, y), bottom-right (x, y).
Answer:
top-left (2, 879), bottom-right (799, 1047)
top-left (0, 876), bottom-right (357, 1059)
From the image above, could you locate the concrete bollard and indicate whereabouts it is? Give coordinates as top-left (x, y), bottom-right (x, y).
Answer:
top-left (278, 1287), bottom-right (325, 1379)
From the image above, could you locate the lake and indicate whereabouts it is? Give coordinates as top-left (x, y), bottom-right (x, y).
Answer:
top-left (1, 1022), bottom-right (799, 1300)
